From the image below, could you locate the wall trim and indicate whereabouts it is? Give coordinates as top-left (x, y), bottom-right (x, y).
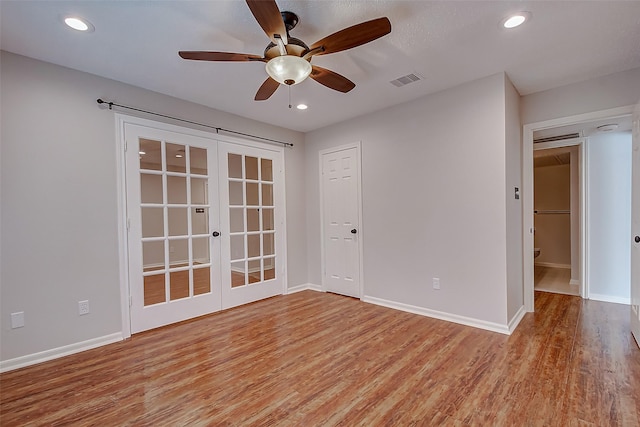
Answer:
top-left (534, 262), bottom-right (571, 269)
top-left (362, 296), bottom-right (511, 335)
top-left (588, 293), bottom-right (631, 305)
top-left (287, 283), bottom-right (324, 294)
top-left (508, 305), bottom-right (527, 334)
top-left (569, 279), bottom-right (580, 286)
top-left (0, 333), bottom-right (123, 373)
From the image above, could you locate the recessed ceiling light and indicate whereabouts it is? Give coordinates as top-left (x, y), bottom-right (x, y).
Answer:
top-left (502, 12), bottom-right (530, 29)
top-left (63, 16), bottom-right (94, 32)
top-left (296, 104), bottom-right (308, 110)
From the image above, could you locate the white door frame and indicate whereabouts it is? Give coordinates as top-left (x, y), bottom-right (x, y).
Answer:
top-left (318, 141), bottom-right (365, 298)
top-left (115, 114), bottom-right (287, 337)
top-left (522, 105), bottom-right (634, 312)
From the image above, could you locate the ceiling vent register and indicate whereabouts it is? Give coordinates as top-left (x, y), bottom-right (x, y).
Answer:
top-left (390, 73), bottom-right (423, 87)
top-left (533, 132), bottom-right (580, 144)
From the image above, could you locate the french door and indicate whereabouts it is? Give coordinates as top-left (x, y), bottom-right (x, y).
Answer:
top-left (124, 121), bottom-right (284, 333)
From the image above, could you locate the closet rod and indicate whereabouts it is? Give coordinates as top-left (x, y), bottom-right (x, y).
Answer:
top-left (534, 210), bottom-right (570, 214)
top-left (96, 99), bottom-right (293, 147)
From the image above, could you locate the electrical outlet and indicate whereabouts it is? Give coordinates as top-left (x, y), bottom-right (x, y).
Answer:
top-left (78, 300), bottom-right (90, 316)
top-left (11, 312), bottom-right (25, 329)
top-left (433, 278), bottom-right (440, 290)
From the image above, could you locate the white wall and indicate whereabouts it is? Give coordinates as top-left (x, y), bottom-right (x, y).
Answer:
top-left (521, 67), bottom-right (640, 125)
top-left (306, 73), bottom-right (514, 327)
top-left (504, 76), bottom-right (523, 322)
top-left (0, 51), bottom-right (307, 363)
top-left (587, 132), bottom-right (632, 303)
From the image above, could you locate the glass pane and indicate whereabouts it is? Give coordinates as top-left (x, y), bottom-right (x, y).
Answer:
top-left (191, 178), bottom-right (208, 204)
top-left (246, 183), bottom-right (259, 206)
top-left (193, 266), bottom-right (211, 295)
top-left (190, 147), bottom-right (207, 175)
top-left (192, 237), bottom-right (210, 264)
top-left (168, 208), bottom-right (188, 236)
top-left (230, 235), bottom-right (245, 261)
top-left (228, 153), bottom-right (243, 179)
top-left (248, 259), bottom-right (261, 284)
top-left (262, 184), bottom-right (273, 207)
top-left (247, 209), bottom-right (260, 232)
top-left (247, 234), bottom-right (260, 258)
top-left (169, 239), bottom-right (189, 267)
top-left (140, 174), bottom-right (163, 204)
top-left (263, 258), bottom-right (276, 281)
top-left (263, 209), bottom-right (274, 231)
top-left (142, 207), bottom-right (164, 238)
top-left (170, 270), bottom-right (190, 300)
top-left (143, 240), bottom-right (165, 270)
top-left (144, 273), bottom-right (165, 306)
top-left (167, 143), bottom-right (186, 173)
top-left (139, 139), bottom-right (161, 171)
top-left (231, 261), bottom-right (245, 287)
top-left (245, 156), bottom-right (259, 180)
top-left (261, 158), bottom-right (273, 182)
top-left (230, 208), bottom-right (244, 233)
top-left (191, 207), bottom-right (208, 235)
top-left (263, 233), bottom-right (275, 256)
top-left (167, 176), bottom-right (187, 204)
top-left (229, 181), bottom-right (243, 206)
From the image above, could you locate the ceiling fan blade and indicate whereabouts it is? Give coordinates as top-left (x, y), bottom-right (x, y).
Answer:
top-left (255, 77), bottom-right (280, 101)
top-left (246, 0), bottom-right (288, 45)
top-left (179, 51), bottom-right (264, 62)
top-left (309, 17), bottom-right (391, 57)
top-left (310, 66), bottom-right (356, 93)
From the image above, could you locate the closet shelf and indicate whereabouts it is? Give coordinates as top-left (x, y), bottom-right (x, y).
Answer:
top-left (534, 210), bottom-right (570, 214)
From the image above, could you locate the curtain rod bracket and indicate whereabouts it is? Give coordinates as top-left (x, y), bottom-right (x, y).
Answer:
top-left (95, 98), bottom-right (293, 147)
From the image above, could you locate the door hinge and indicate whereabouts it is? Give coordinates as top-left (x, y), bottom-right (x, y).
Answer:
top-left (129, 295), bottom-right (133, 307)
top-left (124, 140), bottom-right (128, 152)
top-left (127, 218), bottom-right (131, 231)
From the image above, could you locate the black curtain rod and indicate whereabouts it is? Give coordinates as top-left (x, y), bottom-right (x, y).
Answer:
top-left (96, 99), bottom-right (293, 147)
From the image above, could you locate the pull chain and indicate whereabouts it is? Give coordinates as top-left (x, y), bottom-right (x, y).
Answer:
top-left (288, 85), bottom-right (292, 109)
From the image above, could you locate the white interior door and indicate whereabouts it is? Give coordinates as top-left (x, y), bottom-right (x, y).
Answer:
top-left (631, 104), bottom-right (640, 348)
top-left (321, 145), bottom-right (362, 298)
top-left (126, 123), bottom-right (221, 333)
top-left (218, 142), bottom-right (285, 309)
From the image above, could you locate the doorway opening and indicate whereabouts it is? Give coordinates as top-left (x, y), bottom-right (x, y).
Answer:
top-left (533, 140), bottom-right (582, 297)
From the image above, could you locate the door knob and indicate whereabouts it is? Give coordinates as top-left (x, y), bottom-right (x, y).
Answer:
top-left (635, 236), bottom-right (640, 243)
top-left (351, 229), bottom-right (357, 234)
top-left (212, 231), bottom-right (220, 237)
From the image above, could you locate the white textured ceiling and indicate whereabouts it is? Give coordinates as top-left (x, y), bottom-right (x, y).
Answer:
top-left (2, 1), bottom-right (640, 132)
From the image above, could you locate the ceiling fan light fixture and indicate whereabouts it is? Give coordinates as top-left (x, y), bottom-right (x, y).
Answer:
top-left (265, 55), bottom-right (312, 86)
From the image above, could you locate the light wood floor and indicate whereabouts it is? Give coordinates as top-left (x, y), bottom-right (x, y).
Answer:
top-left (1, 291), bottom-right (639, 425)
top-left (535, 265), bottom-right (580, 296)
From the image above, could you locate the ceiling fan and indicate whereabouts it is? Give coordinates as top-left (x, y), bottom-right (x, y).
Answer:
top-left (179, 0), bottom-right (392, 101)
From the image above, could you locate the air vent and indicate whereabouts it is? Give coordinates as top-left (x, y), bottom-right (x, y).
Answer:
top-left (533, 133), bottom-right (580, 144)
top-left (390, 73), bottom-right (423, 87)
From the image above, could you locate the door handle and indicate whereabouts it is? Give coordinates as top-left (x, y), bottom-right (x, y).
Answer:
top-left (351, 229), bottom-right (357, 234)
top-left (212, 231), bottom-right (220, 237)
top-left (635, 236), bottom-right (640, 243)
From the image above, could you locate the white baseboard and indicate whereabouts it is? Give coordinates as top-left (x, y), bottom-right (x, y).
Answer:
top-left (361, 295), bottom-right (511, 335)
top-left (508, 305), bottom-right (527, 334)
top-left (588, 293), bottom-right (630, 305)
top-left (534, 262), bottom-right (571, 269)
top-left (287, 283), bottom-right (324, 294)
top-left (0, 332), bottom-right (123, 373)
top-left (569, 279), bottom-right (580, 286)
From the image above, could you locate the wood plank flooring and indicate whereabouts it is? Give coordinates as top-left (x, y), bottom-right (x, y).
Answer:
top-left (1, 291), bottom-right (639, 426)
